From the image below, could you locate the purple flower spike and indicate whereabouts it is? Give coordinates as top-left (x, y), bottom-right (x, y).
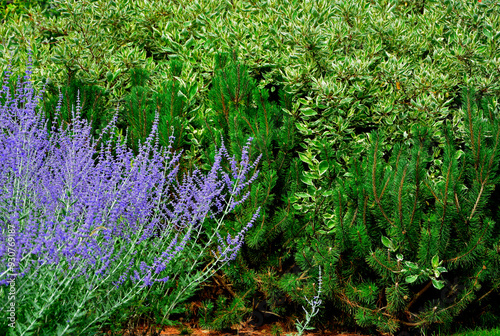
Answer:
top-left (0, 45), bottom-right (262, 334)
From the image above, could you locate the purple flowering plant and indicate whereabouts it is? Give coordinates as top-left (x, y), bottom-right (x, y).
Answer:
top-left (0, 46), bottom-right (262, 335)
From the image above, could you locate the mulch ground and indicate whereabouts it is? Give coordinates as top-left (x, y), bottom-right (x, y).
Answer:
top-left (98, 317), bottom-right (375, 336)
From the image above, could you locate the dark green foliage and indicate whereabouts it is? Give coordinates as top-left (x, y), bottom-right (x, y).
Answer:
top-left (167, 49), bottom-right (315, 330)
top-left (120, 61), bottom-right (194, 164)
top-left (196, 300), bottom-right (216, 330)
top-left (306, 86), bottom-right (500, 335)
top-left (34, 67), bottom-right (112, 145)
top-left (203, 295), bottom-right (252, 331)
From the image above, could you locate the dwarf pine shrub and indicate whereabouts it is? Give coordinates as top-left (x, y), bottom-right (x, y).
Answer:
top-left (294, 86), bottom-right (500, 335)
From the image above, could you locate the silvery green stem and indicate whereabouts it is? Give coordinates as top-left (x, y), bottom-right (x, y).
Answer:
top-left (19, 260), bottom-right (87, 335)
top-left (60, 225), bottom-right (147, 335)
top-left (57, 266), bottom-right (101, 336)
top-left (78, 204), bottom-right (205, 334)
top-left (0, 236), bottom-right (66, 304)
top-left (78, 277), bottom-right (152, 335)
top-left (158, 165), bottom-right (257, 324)
top-left (286, 266), bottom-right (323, 336)
top-left (162, 158), bottom-right (248, 284)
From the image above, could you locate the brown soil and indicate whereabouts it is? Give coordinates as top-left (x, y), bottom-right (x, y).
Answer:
top-left (98, 317), bottom-right (374, 336)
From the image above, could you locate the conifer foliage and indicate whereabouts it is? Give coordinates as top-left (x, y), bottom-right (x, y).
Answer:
top-left (304, 87), bottom-right (500, 335)
top-left (121, 60), bottom-right (195, 165)
top-left (201, 50), bottom-right (304, 251)
top-left (181, 50), bottom-right (313, 329)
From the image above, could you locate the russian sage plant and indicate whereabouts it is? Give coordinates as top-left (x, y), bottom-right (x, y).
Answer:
top-left (0, 47), bottom-right (262, 335)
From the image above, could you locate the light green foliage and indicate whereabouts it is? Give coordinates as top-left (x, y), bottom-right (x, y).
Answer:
top-left (0, 0), bottom-right (58, 24)
top-left (1, 0), bottom-right (497, 143)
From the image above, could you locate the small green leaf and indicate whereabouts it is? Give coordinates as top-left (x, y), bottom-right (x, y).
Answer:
top-left (406, 275), bottom-right (419, 283)
top-left (455, 149), bottom-right (464, 161)
top-left (301, 107), bottom-right (317, 116)
top-left (431, 278), bottom-right (445, 290)
top-left (185, 36), bottom-right (195, 49)
top-left (318, 161), bottom-right (329, 176)
top-left (106, 71), bottom-right (113, 82)
top-left (431, 254), bottom-right (439, 269)
top-left (446, 4), bottom-right (453, 14)
top-left (295, 192), bottom-right (311, 198)
top-left (325, 219), bottom-right (336, 230)
top-left (323, 190), bottom-right (333, 196)
top-left (483, 27), bottom-right (493, 39)
top-left (381, 236), bottom-right (394, 250)
top-left (303, 171), bottom-right (319, 179)
top-left (436, 266), bottom-right (447, 273)
top-left (318, 229), bottom-right (335, 235)
top-left (188, 82), bottom-right (198, 101)
top-left (299, 152), bottom-right (314, 166)
top-left (301, 175), bottom-right (314, 186)
top-left (404, 261), bottom-right (419, 269)
top-left (298, 98), bottom-right (310, 105)
top-left (307, 185), bottom-right (317, 196)
top-left (296, 123), bottom-right (310, 134)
